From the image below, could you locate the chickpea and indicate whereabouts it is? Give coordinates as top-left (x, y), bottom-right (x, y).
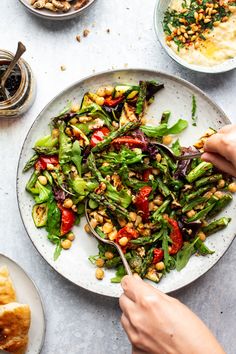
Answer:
top-left (126, 222), bottom-right (134, 228)
top-left (156, 153), bottom-right (162, 163)
top-left (105, 251), bottom-right (114, 260)
top-left (153, 196), bottom-right (163, 206)
top-left (119, 236), bottom-right (129, 247)
top-left (108, 230), bottom-right (117, 241)
top-left (84, 224), bottom-right (91, 233)
top-left (118, 218), bottom-right (127, 227)
top-left (217, 179), bottom-right (225, 189)
top-left (72, 205), bottom-right (78, 212)
top-left (52, 128), bottom-right (59, 138)
top-left (102, 222), bottom-right (113, 234)
top-left (61, 239), bottom-right (72, 250)
top-left (198, 231), bottom-right (206, 242)
top-left (204, 191), bottom-right (213, 199)
top-left (71, 104), bottom-right (80, 113)
top-left (65, 127), bottom-right (72, 136)
top-left (129, 212), bottom-right (137, 222)
top-left (142, 229), bottom-right (151, 237)
top-left (96, 87), bottom-right (106, 97)
top-left (63, 198), bottom-right (73, 209)
top-left (70, 117), bottom-right (78, 125)
top-left (95, 258), bottom-right (105, 268)
top-left (96, 96), bottom-right (105, 106)
top-left (149, 202), bottom-right (155, 211)
top-left (67, 232), bottom-right (75, 241)
top-left (152, 168), bottom-right (160, 175)
top-left (210, 187), bottom-right (217, 193)
top-left (155, 262), bottom-right (165, 271)
top-left (228, 182), bottom-right (236, 193)
top-left (143, 157), bottom-right (150, 164)
top-left (162, 135), bottom-right (173, 145)
top-left (135, 215), bottom-right (142, 227)
top-left (38, 175), bottom-right (47, 185)
top-left (90, 219), bottom-right (98, 229)
top-left (214, 191), bottom-right (223, 199)
top-left (186, 210), bottom-right (196, 218)
top-left (95, 268), bottom-right (104, 280)
top-left (93, 212), bottom-right (104, 224)
top-left (47, 163), bottom-right (55, 171)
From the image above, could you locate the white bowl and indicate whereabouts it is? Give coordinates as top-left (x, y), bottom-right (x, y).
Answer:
top-left (18, 0), bottom-right (97, 21)
top-left (17, 68), bottom-right (236, 298)
top-left (154, 0), bottom-right (236, 73)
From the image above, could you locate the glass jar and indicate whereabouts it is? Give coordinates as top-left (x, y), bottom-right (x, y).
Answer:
top-left (0, 49), bottom-right (36, 118)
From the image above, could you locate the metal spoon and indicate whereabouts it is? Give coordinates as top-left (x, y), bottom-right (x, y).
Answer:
top-left (152, 142), bottom-right (202, 161)
top-left (0, 42), bottom-right (26, 100)
top-left (85, 200), bottom-right (132, 276)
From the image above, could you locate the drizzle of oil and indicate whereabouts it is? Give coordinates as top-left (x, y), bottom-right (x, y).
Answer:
top-left (199, 37), bottom-right (219, 58)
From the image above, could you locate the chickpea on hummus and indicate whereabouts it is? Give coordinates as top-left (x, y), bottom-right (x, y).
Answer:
top-left (163, 0), bottom-right (236, 66)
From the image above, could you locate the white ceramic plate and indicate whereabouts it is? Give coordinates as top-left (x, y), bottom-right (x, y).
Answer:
top-left (18, 0), bottom-right (97, 21)
top-left (17, 69), bottom-right (236, 298)
top-left (0, 254), bottom-right (45, 354)
top-left (154, 0), bottom-right (236, 73)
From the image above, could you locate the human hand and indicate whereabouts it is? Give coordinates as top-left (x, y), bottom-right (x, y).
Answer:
top-left (202, 125), bottom-right (236, 177)
top-left (119, 275), bottom-right (225, 354)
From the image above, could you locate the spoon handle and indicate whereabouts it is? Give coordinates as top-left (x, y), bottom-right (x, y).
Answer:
top-left (115, 244), bottom-right (133, 276)
top-left (1, 42), bottom-right (26, 88)
top-left (177, 152), bottom-right (202, 161)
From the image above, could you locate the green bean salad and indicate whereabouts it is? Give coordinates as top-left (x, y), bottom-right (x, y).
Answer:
top-left (23, 80), bottom-right (235, 284)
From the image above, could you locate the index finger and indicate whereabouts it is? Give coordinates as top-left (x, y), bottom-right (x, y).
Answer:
top-left (121, 275), bottom-right (142, 302)
top-left (203, 133), bottom-right (232, 162)
top-left (121, 275), bottom-right (165, 303)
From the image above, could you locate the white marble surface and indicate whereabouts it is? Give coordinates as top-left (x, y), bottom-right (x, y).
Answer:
top-left (0, 0), bottom-right (236, 353)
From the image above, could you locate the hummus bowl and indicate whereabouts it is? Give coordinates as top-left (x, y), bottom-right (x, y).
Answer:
top-left (154, 0), bottom-right (236, 73)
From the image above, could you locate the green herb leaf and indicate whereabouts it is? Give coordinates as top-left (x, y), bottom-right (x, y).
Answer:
top-left (176, 238), bottom-right (199, 271)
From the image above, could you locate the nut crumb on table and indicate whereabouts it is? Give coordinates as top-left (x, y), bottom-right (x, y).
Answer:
top-left (83, 29), bottom-right (90, 37)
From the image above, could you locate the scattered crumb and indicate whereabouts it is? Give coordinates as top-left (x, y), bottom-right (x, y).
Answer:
top-left (92, 69), bottom-right (96, 73)
top-left (124, 63), bottom-right (128, 68)
top-left (106, 28), bottom-right (110, 33)
top-left (83, 29), bottom-right (90, 37)
top-left (76, 34), bottom-right (81, 42)
top-left (60, 65), bottom-right (66, 71)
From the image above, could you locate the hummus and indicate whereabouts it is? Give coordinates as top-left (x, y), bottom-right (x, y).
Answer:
top-left (168, 0), bottom-right (236, 66)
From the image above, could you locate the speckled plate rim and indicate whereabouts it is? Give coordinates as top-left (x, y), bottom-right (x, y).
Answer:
top-left (18, 0), bottom-right (97, 20)
top-left (154, 0), bottom-right (236, 74)
top-left (16, 68), bottom-right (236, 298)
top-left (0, 253), bottom-right (46, 353)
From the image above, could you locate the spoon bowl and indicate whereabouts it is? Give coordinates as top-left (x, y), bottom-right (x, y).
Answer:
top-left (152, 142), bottom-right (202, 161)
top-left (85, 200), bottom-right (132, 276)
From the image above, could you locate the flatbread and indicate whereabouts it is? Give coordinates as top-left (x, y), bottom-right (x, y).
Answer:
top-left (0, 302), bottom-right (31, 352)
top-left (0, 266), bottom-right (16, 305)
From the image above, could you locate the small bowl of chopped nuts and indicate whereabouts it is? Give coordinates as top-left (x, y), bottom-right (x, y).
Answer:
top-left (154, 0), bottom-right (236, 73)
top-left (19, 0), bottom-right (97, 20)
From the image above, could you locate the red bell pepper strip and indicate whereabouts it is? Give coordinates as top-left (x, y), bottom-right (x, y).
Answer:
top-left (58, 205), bottom-right (76, 236)
top-left (134, 186), bottom-right (152, 222)
top-left (104, 96), bottom-right (124, 107)
top-left (153, 249), bottom-right (164, 264)
top-left (142, 169), bottom-right (152, 182)
top-left (112, 136), bottom-right (146, 148)
top-left (168, 218), bottom-right (183, 255)
top-left (90, 127), bottom-right (110, 147)
top-left (35, 156), bottom-right (59, 171)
